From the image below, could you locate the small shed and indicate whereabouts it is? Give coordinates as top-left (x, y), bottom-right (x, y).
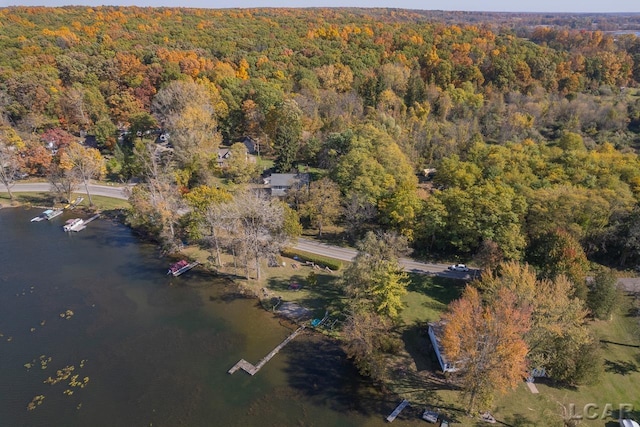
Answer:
top-left (428, 321), bottom-right (458, 373)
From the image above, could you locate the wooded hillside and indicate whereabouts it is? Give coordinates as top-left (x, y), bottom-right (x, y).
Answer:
top-left (2, 6), bottom-right (640, 267)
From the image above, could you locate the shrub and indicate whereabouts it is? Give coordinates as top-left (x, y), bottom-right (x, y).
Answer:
top-left (281, 248), bottom-right (343, 271)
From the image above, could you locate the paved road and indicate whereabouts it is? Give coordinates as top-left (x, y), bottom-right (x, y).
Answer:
top-left (294, 238), bottom-right (476, 280)
top-left (11, 182), bottom-right (129, 200)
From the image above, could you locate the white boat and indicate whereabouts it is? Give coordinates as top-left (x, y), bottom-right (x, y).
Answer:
top-left (63, 218), bottom-right (85, 232)
top-left (31, 209), bottom-right (61, 222)
top-left (31, 210), bottom-right (50, 222)
top-left (44, 209), bottom-right (63, 220)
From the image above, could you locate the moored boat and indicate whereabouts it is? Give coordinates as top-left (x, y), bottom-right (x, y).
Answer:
top-left (44, 209), bottom-right (63, 220)
top-left (167, 260), bottom-right (199, 277)
top-left (63, 218), bottom-right (85, 232)
top-left (30, 209), bottom-right (52, 222)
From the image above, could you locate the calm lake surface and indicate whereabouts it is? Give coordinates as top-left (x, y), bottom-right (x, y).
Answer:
top-left (0, 207), bottom-right (418, 427)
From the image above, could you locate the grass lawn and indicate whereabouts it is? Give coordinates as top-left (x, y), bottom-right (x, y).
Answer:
top-left (485, 299), bottom-right (640, 427)
top-left (0, 191), bottom-right (129, 211)
top-left (401, 273), bottom-right (466, 325)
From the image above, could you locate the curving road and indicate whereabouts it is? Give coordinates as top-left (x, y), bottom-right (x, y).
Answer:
top-left (7, 182), bottom-right (475, 280)
top-left (294, 237), bottom-right (477, 280)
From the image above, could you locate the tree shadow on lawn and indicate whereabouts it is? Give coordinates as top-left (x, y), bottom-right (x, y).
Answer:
top-left (407, 274), bottom-right (465, 306)
top-left (265, 273), bottom-right (347, 316)
top-left (401, 321), bottom-right (440, 372)
top-left (497, 412), bottom-right (538, 427)
top-left (604, 359), bottom-right (639, 375)
top-left (13, 193), bottom-right (56, 206)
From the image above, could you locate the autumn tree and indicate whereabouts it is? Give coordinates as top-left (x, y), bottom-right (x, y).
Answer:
top-left (19, 139), bottom-right (52, 177)
top-left (526, 228), bottom-right (589, 300)
top-left (223, 142), bottom-right (259, 184)
top-left (478, 262), bottom-right (594, 385)
top-left (183, 185), bottom-right (233, 267)
top-left (226, 191), bottom-right (296, 280)
top-left (152, 80), bottom-right (221, 183)
top-left (442, 286), bottom-right (531, 413)
top-left (299, 177), bottom-right (342, 237)
top-left (0, 127), bottom-right (24, 200)
top-left (59, 142), bottom-right (106, 206)
top-left (126, 143), bottom-right (184, 250)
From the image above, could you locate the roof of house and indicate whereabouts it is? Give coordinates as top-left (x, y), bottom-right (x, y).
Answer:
top-left (268, 173), bottom-right (309, 187)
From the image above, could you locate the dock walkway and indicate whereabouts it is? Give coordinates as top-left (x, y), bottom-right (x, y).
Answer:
top-left (386, 399), bottom-right (410, 422)
top-left (228, 326), bottom-right (305, 376)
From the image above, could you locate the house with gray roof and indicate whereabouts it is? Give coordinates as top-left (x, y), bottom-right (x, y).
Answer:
top-left (263, 173), bottom-right (310, 197)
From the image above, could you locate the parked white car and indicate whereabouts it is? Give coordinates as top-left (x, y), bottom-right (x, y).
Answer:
top-left (448, 263), bottom-right (469, 272)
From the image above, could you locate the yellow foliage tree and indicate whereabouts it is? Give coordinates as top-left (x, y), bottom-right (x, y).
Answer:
top-left (59, 142), bottom-right (106, 206)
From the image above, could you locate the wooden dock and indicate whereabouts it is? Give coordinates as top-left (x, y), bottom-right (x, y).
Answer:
top-left (386, 399), bottom-right (410, 422)
top-left (84, 214), bottom-right (100, 224)
top-left (228, 326), bottom-right (305, 376)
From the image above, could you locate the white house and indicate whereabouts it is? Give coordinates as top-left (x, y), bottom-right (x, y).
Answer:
top-left (428, 322), bottom-right (458, 373)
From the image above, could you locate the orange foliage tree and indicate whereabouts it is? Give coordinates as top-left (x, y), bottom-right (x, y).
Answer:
top-left (442, 286), bottom-right (531, 413)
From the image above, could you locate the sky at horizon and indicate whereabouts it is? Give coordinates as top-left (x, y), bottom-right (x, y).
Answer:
top-left (4, 0), bottom-right (640, 13)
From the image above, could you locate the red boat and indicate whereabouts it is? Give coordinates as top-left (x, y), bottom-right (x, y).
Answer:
top-left (167, 260), bottom-right (198, 276)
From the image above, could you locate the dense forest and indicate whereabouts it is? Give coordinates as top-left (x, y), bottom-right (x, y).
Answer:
top-left (2, 6), bottom-right (640, 268)
top-left (3, 6), bottom-right (640, 415)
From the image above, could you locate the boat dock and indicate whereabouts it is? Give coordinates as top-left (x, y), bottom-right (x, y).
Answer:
top-left (69, 214), bottom-right (99, 232)
top-left (228, 326), bottom-right (306, 376)
top-left (84, 214), bottom-right (100, 224)
top-left (386, 399), bottom-right (410, 422)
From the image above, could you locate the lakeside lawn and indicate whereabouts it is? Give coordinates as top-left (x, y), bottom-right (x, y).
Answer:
top-left (164, 242), bottom-right (640, 426)
top-left (396, 279), bottom-right (640, 426)
top-left (0, 191), bottom-right (129, 211)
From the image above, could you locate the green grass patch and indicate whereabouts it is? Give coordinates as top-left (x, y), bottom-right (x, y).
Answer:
top-left (0, 191), bottom-right (55, 208)
top-left (400, 274), bottom-right (466, 325)
top-left (0, 191), bottom-right (129, 211)
top-left (263, 262), bottom-right (347, 318)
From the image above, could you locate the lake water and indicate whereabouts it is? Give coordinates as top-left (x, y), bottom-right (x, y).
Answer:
top-left (0, 208), bottom-right (416, 427)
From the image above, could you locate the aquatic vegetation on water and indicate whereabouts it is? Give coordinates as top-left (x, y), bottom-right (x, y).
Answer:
top-left (44, 365), bottom-right (75, 385)
top-left (26, 395), bottom-right (45, 411)
top-left (26, 355), bottom-right (53, 370)
top-left (59, 309), bottom-right (74, 320)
